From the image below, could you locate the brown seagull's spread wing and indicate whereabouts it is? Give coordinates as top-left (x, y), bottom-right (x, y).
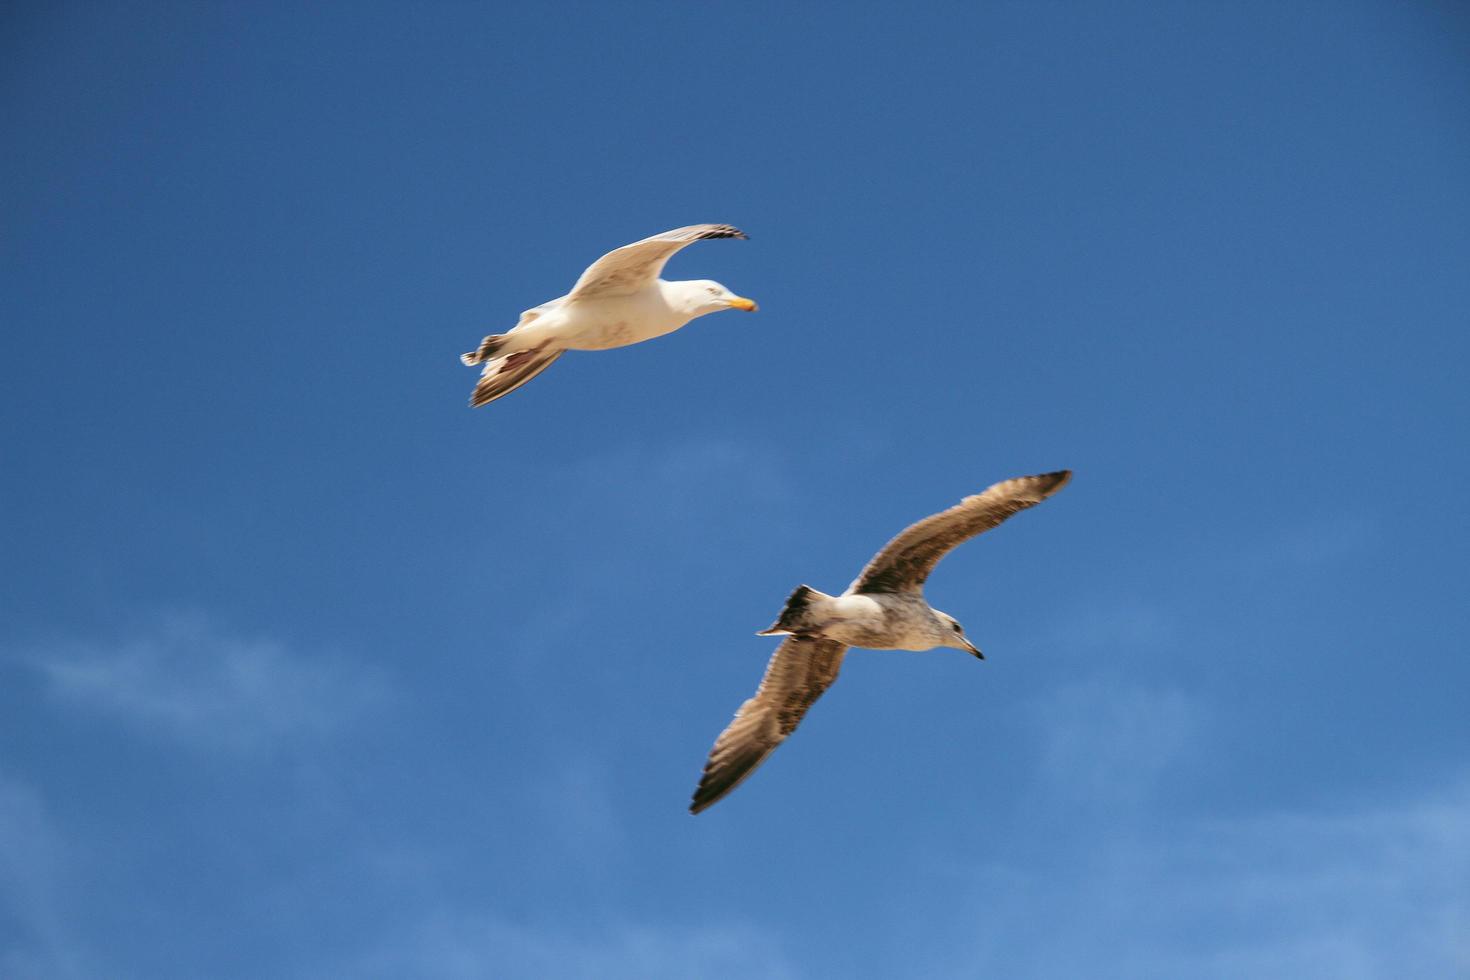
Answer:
top-left (567, 224), bottom-right (746, 301)
top-left (850, 470), bottom-right (1072, 595)
top-left (690, 636), bottom-right (847, 814)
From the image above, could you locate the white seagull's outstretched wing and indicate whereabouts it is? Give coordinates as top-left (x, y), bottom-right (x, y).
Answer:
top-left (690, 636), bottom-right (847, 814)
top-left (568, 224), bottom-right (746, 301)
top-left (850, 470), bottom-right (1072, 595)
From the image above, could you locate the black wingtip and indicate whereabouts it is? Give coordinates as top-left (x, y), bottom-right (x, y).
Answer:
top-left (702, 224), bottom-right (748, 241)
top-left (689, 786), bottom-right (717, 815)
top-left (689, 772), bottom-right (727, 815)
top-left (1037, 469), bottom-right (1072, 494)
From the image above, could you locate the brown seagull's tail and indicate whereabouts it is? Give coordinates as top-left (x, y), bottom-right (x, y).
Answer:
top-left (757, 584), bottom-right (833, 636)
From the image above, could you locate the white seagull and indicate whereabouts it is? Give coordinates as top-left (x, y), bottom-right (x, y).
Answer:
top-left (690, 470), bottom-right (1072, 814)
top-left (460, 224), bottom-right (756, 407)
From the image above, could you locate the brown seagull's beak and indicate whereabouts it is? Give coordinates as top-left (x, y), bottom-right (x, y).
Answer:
top-left (961, 637), bottom-right (984, 660)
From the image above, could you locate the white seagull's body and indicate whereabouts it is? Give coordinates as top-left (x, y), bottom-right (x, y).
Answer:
top-left (690, 470), bottom-right (1073, 814)
top-left (461, 224), bottom-right (756, 407)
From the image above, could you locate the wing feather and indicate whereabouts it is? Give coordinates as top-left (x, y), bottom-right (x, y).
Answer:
top-left (468, 347), bottom-right (564, 408)
top-left (568, 224), bottom-right (746, 301)
top-left (851, 470), bottom-right (1072, 594)
top-left (689, 636), bottom-right (847, 814)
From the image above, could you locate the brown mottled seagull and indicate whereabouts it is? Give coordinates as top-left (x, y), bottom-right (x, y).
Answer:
top-left (690, 470), bottom-right (1072, 814)
top-left (460, 224), bottom-right (756, 407)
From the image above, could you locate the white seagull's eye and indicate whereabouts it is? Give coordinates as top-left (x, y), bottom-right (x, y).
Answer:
top-left (707, 287), bottom-right (719, 295)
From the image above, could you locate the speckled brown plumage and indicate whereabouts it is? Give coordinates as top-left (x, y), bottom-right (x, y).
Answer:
top-left (690, 636), bottom-right (846, 815)
top-left (688, 470), bottom-right (1072, 814)
top-left (852, 471), bottom-right (1072, 594)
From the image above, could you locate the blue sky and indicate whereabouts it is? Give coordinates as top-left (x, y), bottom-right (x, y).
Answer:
top-left (3, 1), bottom-right (1468, 977)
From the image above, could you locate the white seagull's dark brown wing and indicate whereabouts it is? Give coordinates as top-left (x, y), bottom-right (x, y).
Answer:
top-left (467, 345), bottom-right (564, 407)
top-left (690, 636), bottom-right (847, 814)
top-left (568, 224), bottom-right (746, 301)
top-left (850, 470), bottom-right (1072, 595)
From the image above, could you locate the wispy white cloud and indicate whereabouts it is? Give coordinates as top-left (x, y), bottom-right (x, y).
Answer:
top-left (0, 774), bottom-right (85, 980)
top-left (1026, 597), bottom-right (1178, 667)
top-left (937, 677), bottom-right (1470, 979)
top-left (951, 780), bottom-right (1470, 979)
top-left (560, 436), bottom-right (797, 529)
top-left (346, 911), bottom-right (799, 980)
top-left (302, 732), bottom-right (794, 980)
top-left (1030, 680), bottom-right (1200, 810)
top-left (1230, 510), bottom-right (1380, 573)
top-left (532, 756), bottom-right (627, 863)
top-left (25, 616), bottom-right (387, 752)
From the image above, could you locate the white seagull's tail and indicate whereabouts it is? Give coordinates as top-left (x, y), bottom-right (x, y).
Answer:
top-left (465, 343), bottom-right (564, 408)
top-left (757, 584), bottom-right (833, 636)
top-left (460, 334), bottom-right (507, 366)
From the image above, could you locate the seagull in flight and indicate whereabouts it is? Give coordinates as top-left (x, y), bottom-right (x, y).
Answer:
top-left (690, 470), bottom-right (1072, 814)
top-left (460, 224), bottom-right (756, 407)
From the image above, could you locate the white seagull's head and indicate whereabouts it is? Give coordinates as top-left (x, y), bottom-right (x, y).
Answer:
top-left (673, 279), bottom-right (759, 317)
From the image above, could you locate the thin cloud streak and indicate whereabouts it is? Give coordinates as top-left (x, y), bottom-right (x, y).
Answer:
top-left (26, 616), bottom-right (387, 752)
top-left (938, 676), bottom-right (1470, 978)
top-left (346, 911), bottom-right (800, 980)
top-left (957, 779), bottom-right (1470, 979)
top-left (1030, 680), bottom-right (1200, 810)
top-left (0, 774), bottom-right (86, 980)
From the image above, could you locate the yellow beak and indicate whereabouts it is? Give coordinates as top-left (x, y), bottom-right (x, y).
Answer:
top-left (726, 296), bottom-right (759, 312)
